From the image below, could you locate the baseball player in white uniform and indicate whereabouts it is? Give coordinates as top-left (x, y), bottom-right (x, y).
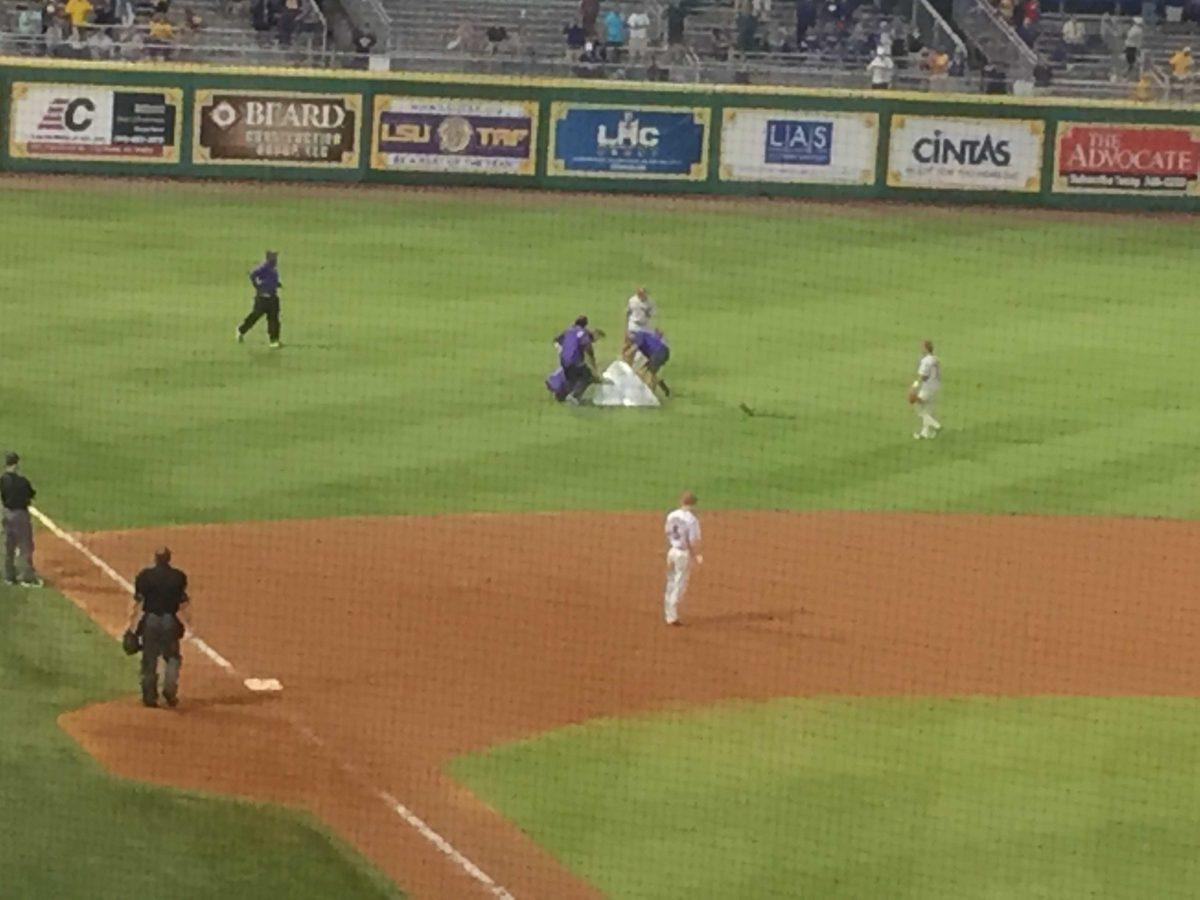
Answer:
top-left (623, 287), bottom-right (656, 363)
top-left (663, 491), bottom-right (702, 626)
top-left (911, 339), bottom-right (942, 440)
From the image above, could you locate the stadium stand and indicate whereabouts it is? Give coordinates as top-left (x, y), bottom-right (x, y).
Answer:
top-left (2, 0), bottom-right (1197, 101)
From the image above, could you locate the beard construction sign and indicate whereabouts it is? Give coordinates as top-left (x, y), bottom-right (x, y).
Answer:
top-left (194, 90), bottom-right (361, 167)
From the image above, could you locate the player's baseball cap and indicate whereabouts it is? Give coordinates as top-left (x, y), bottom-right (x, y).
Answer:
top-left (4, 452), bottom-right (18, 466)
top-left (575, 315), bottom-right (589, 327)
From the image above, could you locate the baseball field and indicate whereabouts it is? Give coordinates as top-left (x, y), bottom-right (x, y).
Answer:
top-left (3, 173), bottom-right (1200, 898)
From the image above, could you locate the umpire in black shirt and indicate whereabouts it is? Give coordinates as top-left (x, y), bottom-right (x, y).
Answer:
top-left (125, 547), bottom-right (190, 708)
top-left (1, 452), bottom-right (42, 587)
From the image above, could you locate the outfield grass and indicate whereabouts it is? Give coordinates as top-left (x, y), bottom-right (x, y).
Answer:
top-left (3, 184), bottom-right (1200, 529)
top-left (4, 181), bottom-right (1200, 897)
top-left (0, 581), bottom-right (399, 897)
top-left (452, 697), bottom-right (1200, 899)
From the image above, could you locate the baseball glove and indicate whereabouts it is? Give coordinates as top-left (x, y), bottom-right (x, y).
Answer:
top-left (121, 629), bottom-right (141, 656)
top-left (907, 388), bottom-right (919, 405)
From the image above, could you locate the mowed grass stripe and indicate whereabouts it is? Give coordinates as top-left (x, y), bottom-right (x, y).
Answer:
top-left (451, 697), bottom-right (1200, 899)
top-left (4, 185), bottom-right (1200, 529)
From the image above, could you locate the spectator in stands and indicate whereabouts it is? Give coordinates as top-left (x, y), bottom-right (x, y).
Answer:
top-left (921, 47), bottom-right (949, 74)
top-left (948, 45), bottom-right (966, 75)
top-left (91, 0), bottom-right (114, 26)
top-left (1033, 53), bottom-right (1053, 86)
top-left (603, 9), bottom-right (626, 52)
top-left (146, 11), bottom-right (174, 58)
top-left (117, 22), bottom-right (144, 58)
top-left (64, 0), bottom-right (92, 28)
top-left (735, 0), bottom-right (759, 52)
top-left (15, 4), bottom-right (43, 55)
top-left (665, 1), bottom-right (688, 50)
top-left (1132, 71), bottom-right (1155, 99)
top-left (277, 0), bottom-right (300, 46)
top-left (626, 8), bottom-right (650, 57)
top-left (1170, 44), bottom-right (1193, 93)
top-left (564, 19), bottom-right (586, 57)
top-left (1021, 0), bottom-right (1039, 28)
top-left (1124, 16), bottom-right (1144, 75)
top-left (579, 0), bottom-right (599, 37)
top-left (43, 9), bottom-right (69, 55)
top-left (183, 6), bottom-right (203, 29)
top-left (251, 0), bottom-right (272, 31)
top-left (795, 0), bottom-right (816, 45)
top-left (867, 45), bottom-right (894, 87)
top-left (448, 22), bottom-right (485, 52)
top-left (1061, 14), bottom-right (1085, 56)
top-left (485, 25), bottom-right (509, 54)
top-left (848, 18), bottom-right (871, 55)
top-left (352, 27), bottom-right (376, 65)
top-left (710, 26), bottom-right (731, 59)
top-left (87, 21), bottom-right (115, 56)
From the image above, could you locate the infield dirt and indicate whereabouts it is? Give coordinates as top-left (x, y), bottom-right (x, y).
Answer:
top-left (45, 511), bottom-right (1200, 897)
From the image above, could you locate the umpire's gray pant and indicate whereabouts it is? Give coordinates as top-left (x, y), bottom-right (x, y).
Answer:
top-left (2, 508), bottom-right (36, 583)
top-left (141, 613), bottom-right (183, 704)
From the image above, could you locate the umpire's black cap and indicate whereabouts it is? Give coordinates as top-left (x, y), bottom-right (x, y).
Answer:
top-left (4, 452), bottom-right (18, 466)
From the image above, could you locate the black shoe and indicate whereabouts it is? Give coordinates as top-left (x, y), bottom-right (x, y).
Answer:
top-left (142, 697), bottom-right (159, 708)
top-left (3, 579), bottom-right (16, 586)
top-left (659, 380), bottom-right (671, 397)
top-left (163, 693), bottom-right (178, 708)
top-left (19, 577), bottom-right (43, 588)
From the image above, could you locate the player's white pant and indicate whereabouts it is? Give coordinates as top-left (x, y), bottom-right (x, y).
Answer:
top-left (663, 547), bottom-right (691, 624)
top-left (915, 391), bottom-right (941, 437)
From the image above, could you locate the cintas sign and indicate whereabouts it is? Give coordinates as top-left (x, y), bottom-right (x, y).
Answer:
top-left (887, 115), bottom-right (1043, 192)
top-left (1054, 123), bottom-right (1200, 195)
top-left (194, 90), bottom-right (360, 167)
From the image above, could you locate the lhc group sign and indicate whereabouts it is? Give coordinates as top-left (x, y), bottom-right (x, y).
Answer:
top-left (887, 114), bottom-right (1044, 192)
top-left (1054, 123), bottom-right (1200, 196)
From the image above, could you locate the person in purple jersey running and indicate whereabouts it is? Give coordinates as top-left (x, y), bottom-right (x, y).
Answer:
top-left (549, 315), bottom-right (605, 405)
top-left (631, 328), bottom-right (671, 397)
top-left (236, 250), bottom-right (283, 348)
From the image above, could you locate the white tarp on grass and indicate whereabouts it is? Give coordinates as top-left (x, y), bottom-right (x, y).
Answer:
top-left (591, 360), bottom-right (660, 408)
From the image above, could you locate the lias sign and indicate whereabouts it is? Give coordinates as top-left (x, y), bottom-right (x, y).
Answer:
top-left (194, 90), bottom-right (360, 167)
top-left (1054, 123), bottom-right (1200, 195)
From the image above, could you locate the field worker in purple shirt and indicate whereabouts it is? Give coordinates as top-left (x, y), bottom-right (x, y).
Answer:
top-left (549, 315), bottom-right (604, 405)
top-left (632, 328), bottom-right (672, 397)
top-left (235, 250), bottom-right (283, 349)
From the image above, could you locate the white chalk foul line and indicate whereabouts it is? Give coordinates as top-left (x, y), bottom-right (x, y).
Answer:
top-left (30, 505), bottom-right (514, 900)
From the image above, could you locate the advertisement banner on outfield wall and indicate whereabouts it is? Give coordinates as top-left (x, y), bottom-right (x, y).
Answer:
top-left (718, 108), bottom-right (878, 185)
top-left (8, 82), bottom-right (181, 162)
top-left (370, 96), bottom-right (537, 175)
top-left (548, 102), bottom-right (709, 180)
top-left (194, 89), bottom-right (360, 167)
top-left (1053, 122), bottom-right (1200, 195)
top-left (887, 115), bottom-right (1043, 192)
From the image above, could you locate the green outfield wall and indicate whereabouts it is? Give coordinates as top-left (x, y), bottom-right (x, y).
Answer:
top-left (2, 56), bottom-right (1197, 210)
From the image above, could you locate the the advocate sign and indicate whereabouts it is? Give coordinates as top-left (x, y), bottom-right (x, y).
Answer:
top-left (1054, 122), bottom-right (1200, 195)
top-left (887, 115), bottom-right (1043, 192)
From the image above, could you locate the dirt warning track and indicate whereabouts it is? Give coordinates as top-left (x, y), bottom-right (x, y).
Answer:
top-left (44, 511), bottom-right (1200, 898)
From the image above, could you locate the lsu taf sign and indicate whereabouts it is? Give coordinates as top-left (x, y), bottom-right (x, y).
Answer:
top-left (194, 90), bottom-right (360, 167)
top-left (887, 115), bottom-right (1043, 192)
top-left (548, 103), bottom-right (709, 180)
top-left (371, 97), bottom-right (537, 175)
top-left (1054, 123), bottom-right (1200, 195)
